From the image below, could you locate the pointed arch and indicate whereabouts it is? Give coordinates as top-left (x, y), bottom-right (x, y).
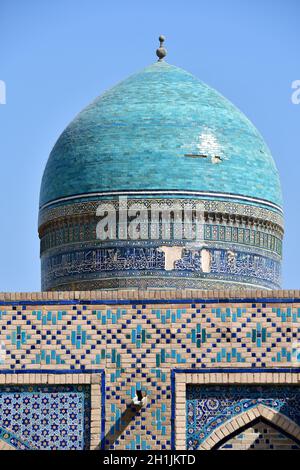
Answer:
top-left (199, 405), bottom-right (300, 450)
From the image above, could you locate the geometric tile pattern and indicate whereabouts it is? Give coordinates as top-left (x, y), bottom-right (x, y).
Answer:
top-left (0, 294), bottom-right (300, 449)
top-left (0, 385), bottom-right (90, 449)
top-left (186, 385), bottom-right (300, 450)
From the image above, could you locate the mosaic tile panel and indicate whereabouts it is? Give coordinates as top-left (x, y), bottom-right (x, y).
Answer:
top-left (0, 385), bottom-right (90, 449)
top-left (186, 385), bottom-right (300, 450)
top-left (41, 245), bottom-right (281, 291)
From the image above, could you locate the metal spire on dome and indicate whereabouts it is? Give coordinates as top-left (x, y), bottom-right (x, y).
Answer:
top-left (156, 35), bottom-right (167, 61)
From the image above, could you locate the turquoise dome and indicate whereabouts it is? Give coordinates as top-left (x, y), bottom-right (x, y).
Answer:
top-left (39, 61), bottom-right (282, 210)
top-left (39, 58), bottom-right (284, 292)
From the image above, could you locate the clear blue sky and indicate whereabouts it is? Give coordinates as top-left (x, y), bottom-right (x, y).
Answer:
top-left (0, 0), bottom-right (299, 291)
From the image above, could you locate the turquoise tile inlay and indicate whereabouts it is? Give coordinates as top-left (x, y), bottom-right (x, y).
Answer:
top-left (7, 326), bottom-right (31, 350)
top-left (67, 325), bottom-right (91, 349)
top-left (188, 323), bottom-right (206, 347)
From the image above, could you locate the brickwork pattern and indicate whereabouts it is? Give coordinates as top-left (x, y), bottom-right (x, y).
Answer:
top-left (219, 421), bottom-right (300, 450)
top-left (0, 290), bottom-right (299, 449)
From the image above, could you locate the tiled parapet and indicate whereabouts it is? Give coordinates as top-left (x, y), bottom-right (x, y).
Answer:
top-left (0, 289), bottom-right (300, 449)
top-left (1, 289), bottom-right (299, 302)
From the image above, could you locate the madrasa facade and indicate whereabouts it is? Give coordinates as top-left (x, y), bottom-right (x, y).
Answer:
top-left (1, 37), bottom-right (300, 451)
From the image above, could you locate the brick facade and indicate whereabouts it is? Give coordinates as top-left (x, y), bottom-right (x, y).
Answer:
top-left (0, 289), bottom-right (299, 450)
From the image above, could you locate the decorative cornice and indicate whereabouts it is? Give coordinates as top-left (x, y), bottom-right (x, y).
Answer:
top-left (39, 190), bottom-right (283, 213)
top-left (38, 197), bottom-right (284, 233)
top-left (0, 289), bottom-right (299, 302)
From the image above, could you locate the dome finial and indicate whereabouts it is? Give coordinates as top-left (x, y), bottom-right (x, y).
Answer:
top-left (156, 35), bottom-right (167, 61)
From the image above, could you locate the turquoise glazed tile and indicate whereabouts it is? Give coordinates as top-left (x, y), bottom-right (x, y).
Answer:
top-left (40, 61), bottom-right (282, 209)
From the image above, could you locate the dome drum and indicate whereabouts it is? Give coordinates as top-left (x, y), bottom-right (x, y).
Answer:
top-left (39, 196), bottom-right (283, 291)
